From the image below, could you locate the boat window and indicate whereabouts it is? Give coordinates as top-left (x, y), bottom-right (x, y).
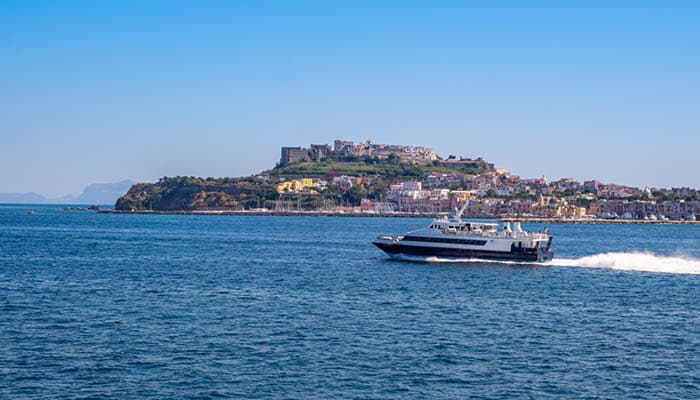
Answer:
top-left (403, 235), bottom-right (488, 245)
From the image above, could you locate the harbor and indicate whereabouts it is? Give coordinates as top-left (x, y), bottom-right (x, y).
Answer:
top-left (97, 209), bottom-right (700, 224)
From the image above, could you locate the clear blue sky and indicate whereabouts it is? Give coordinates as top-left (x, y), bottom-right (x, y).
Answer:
top-left (1, 1), bottom-right (699, 197)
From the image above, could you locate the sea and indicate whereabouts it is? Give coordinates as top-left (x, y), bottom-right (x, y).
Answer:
top-left (1, 204), bottom-right (699, 399)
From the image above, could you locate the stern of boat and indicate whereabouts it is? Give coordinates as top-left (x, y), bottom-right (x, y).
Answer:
top-left (537, 236), bottom-right (554, 261)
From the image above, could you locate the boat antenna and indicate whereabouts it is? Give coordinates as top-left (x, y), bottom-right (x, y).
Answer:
top-left (452, 201), bottom-right (469, 222)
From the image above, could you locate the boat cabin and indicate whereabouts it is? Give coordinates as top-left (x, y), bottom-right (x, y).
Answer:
top-left (428, 220), bottom-right (498, 234)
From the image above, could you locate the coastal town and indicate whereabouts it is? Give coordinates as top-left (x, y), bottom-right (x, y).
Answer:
top-left (113, 139), bottom-right (700, 223)
top-left (270, 140), bottom-right (699, 222)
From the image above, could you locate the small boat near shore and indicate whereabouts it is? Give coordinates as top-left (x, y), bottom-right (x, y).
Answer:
top-left (373, 204), bottom-right (554, 262)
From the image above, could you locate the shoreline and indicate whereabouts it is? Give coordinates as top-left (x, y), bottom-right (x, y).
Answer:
top-left (98, 209), bottom-right (446, 218)
top-left (97, 209), bottom-right (700, 224)
top-left (499, 217), bottom-right (700, 225)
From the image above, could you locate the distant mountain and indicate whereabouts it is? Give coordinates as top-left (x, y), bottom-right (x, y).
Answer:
top-left (0, 192), bottom-right (49, 204)
top-left (0, 180), bottom-right (135, 205)
top-left (74, 180), bottom-right (135, 204)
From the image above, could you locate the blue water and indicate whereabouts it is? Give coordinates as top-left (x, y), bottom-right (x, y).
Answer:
top-left (1, 204), bottom-right (699, 399)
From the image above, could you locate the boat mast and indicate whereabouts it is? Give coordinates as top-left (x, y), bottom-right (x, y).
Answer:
top-left (451, 202), bottom-right (469, 222)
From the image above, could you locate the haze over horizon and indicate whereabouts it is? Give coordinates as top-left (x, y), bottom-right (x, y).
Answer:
top-left (2, 1), bottom-right (699, 197)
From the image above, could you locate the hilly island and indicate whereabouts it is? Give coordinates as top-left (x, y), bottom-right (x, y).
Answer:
top-left (115, 139), bottom-right (700, 222)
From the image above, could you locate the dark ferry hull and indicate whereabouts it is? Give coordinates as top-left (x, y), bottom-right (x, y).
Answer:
top-left (373, 241), bottom-right (554, 262)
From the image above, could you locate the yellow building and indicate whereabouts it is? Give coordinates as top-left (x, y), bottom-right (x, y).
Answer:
top-left (277, 178), bottom-right (315, 193)
top-left (588, 202), bottom-right (600, 216)
top-left (573, 207), bottom-right (587, 217)
top-left (276, 181), bottom-right (294, 192)
top-left (559, 205), bottom-right (587, 217)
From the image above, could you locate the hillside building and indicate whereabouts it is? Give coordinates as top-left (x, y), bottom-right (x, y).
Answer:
top-left (280, 147), bottom-right (310, 165)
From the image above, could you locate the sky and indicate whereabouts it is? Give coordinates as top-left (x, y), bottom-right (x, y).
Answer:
top-left (1, 1), bottom-right (699, 197)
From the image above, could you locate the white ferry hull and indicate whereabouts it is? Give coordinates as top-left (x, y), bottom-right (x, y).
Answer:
top-left (373, 236), bottom-right (554, 262)
top-left (373, 207), bottom-right (554, 263)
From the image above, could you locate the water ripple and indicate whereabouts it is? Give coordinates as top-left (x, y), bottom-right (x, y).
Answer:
top-left (1, 205), bottom-right (699, 399)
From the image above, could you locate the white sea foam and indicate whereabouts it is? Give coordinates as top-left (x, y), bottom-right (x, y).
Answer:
top-left (390, 254), bottom-right (536, 265)
top-left (546, 252), bottom-right (700, 275)
top-left (391, 252), bottom-right (700, 275)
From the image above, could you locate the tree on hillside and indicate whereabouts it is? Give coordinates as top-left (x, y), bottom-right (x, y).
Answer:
top-left (342, 185), bottom-right (364, 206)
top-left (387, 153), bottom-right (400, 165)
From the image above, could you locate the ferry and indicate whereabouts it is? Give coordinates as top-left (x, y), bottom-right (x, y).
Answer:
top-left (373, 204), bottom-right (553, 262)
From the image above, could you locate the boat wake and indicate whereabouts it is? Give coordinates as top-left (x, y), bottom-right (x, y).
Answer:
top-left (390, 252), bottom-right (700, 275)
top-left (546, 252), bottom-right (700, 275)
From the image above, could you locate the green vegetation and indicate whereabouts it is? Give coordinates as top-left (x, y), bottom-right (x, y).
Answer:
top-left (270, 159), bottom-right (483, 180)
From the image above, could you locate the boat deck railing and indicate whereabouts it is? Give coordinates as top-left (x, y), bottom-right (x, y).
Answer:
top-left (439, 229), bottom-right (549, 240)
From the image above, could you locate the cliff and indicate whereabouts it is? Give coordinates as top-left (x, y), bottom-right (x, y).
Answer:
top-left (115, 177), bottom-right (279, 211)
